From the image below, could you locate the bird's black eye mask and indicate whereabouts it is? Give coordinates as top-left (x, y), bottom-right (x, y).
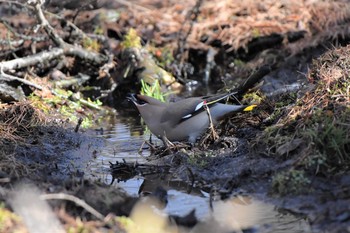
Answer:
top-left (127, 93), bottom-right (148, 105)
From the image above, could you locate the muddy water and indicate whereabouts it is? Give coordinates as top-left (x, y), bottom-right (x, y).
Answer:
top-left (88, 113), bottom-right (311, 233)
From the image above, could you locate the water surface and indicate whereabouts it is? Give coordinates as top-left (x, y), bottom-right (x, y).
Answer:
top-left (87, 112), bottom-right (311, 232)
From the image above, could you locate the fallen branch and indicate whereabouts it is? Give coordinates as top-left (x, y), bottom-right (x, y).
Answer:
top-left (54, 73), bottom-right (91, 88)
top-left (0, 69), bottom-right (44, 90)
top-left (33, 0), bottom-right (107, 62)
top-left (0, 47), bottom-right (64, 72)
top-left (40, 193), bottom-right (105, 221)
top-left (32, 0), bottom-right (65, 47)
top-left (71, 93), bottom-right (103, 110)
top-left (64, 44), bottom-right (107, 64)
top-left (0, 0), bottom-right (107, 73)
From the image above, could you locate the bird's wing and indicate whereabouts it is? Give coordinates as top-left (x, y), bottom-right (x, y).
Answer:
top-left (159, 91), bottom-right (241, 125)
top-left (203, 91), bottom-right (239, 105)
top-left (160, 97), bottom-right (205, 125)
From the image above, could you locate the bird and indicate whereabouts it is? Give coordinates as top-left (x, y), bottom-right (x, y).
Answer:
top-left (127, 92), bottom-right (256, 146)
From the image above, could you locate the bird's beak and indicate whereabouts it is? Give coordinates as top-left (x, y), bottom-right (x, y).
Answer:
top-left (127, 94), bottom-right (147, 106)
top-left (127, 93), bottom-right (137, 102)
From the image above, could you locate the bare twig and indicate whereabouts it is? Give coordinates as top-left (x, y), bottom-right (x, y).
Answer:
top-left (0, 68), bottom-right (44, 90)
top-left (71, 93), bottom-right (103, 110)
top-left (199, 103), bottom-right (219, 147)
top-left (54, 73), bottom-right (91, 88)
top-left (40, 193), bottom-right (105, 221)
top-left (32, 0), bottom-right (107, 63)
top-left (65, 45), bottom-right (107, 64)
top-left (45, 11), bottom-right (89, 39)
top-left (0, 47), bottom-right (64, 72)
top-left (74, 117), bottom-right (83, 132)
top-left (31, 0), bottom-right (65, 47)
top-left (99, 54), bottom-right (115, 78)
top-left (204, 103), bottom-right (219, 140)
top-left (0, 4), bottom-right (107, 72)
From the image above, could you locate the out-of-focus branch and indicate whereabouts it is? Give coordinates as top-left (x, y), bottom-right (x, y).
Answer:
top-left (40, 193), bottom-right (105, 221)
top-left (31, 0), bottom-right (107, 63)
top-left (32, 0), bottom-right (65, 47)
top-left (0, 18), bottom-right (48, 43)
top-left (0, 69), bottom-right (44, 90)
top-left (0, 0), bottom-right (107, 75)
top-left (0, 47), bottom-right (64, 72)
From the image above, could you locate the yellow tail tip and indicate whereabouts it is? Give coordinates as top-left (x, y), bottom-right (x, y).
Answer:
top-left (243, 105), bottom-right (257, 112)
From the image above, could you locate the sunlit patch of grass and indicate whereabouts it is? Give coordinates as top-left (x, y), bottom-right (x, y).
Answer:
top-left (140, 79), bottom-right (166, 102)
top-left (29, 88), bottom-right (103, 129)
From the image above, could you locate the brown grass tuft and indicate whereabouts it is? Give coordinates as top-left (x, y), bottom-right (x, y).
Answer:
top-left (0, 102), bottom-right (49, 143)
top-left (0, 102), bottom-right (50, 177)
top-left (255, 45), bottom-right (350, 174)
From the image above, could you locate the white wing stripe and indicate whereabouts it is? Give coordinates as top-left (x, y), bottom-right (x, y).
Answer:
top-left (194, 101), bottom-right (204, 111)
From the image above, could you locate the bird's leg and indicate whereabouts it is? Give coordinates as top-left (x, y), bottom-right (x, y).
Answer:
top-left (160, 134), bottom-right (190, 152)
top-left (138, 140), bottom-right (146, 154)
top-left (147, 140), bottom-right (158, 150)
top-left (138, 138), bottom-right (157, 154)
top-left (149, 133), bottom-right (153, 144)
top-left (203, 103), bottom-right (219, 141)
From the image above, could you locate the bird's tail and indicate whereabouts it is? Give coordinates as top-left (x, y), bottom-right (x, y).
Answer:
top-left (243, 105), bottom-right (257, 111)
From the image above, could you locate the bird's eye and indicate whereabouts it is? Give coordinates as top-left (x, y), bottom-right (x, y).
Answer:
top-left (138, 99), bottom-right (147, 105)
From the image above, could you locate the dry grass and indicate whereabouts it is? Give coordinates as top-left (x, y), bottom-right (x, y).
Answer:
top-left (0, 101), bottom-right (49, 143)
top-left (256, 45), bottom-right (350, 174)
top-left (114, 0), bottom-right (350, 53)
top-left (0, 102), bottom-right (50, 177)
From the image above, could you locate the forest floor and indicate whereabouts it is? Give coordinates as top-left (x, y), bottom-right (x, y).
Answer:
top-left (0, 0), bottom-right (350, 232)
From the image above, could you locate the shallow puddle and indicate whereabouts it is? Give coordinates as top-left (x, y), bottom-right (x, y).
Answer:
top-left (88, 112), bottom-right (311, 232)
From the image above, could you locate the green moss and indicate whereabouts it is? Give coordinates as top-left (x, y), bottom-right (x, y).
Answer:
top-left (188, 155), bottom-right (208, 167)
top-left (29, 88), bottom-right (103, 129)
top-left (121, 28), bottom-right (141, 49)
top-left (186, 150), bottom-right (215, 167)
top-left (82, 38), bottom-right (101, 52)
top-left (232, 58), bottom-right (245, 67)
top-left (252, 28), bottom-right (260, 38)
top-left (115, 216), bottom-right (135, 231)
top-left (148, 45), bottom-right (175, 68)
top-left (302, 113), bottom-right (350, 173)
top-left (271, 170), bottom-right (311, 196)
top-left (243, 91), bottom-right (264, 104)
